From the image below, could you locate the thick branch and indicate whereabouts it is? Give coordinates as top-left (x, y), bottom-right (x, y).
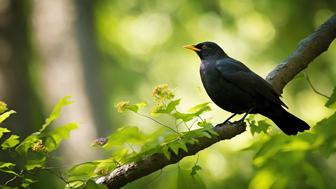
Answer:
top-left (266, 15), bottom-right (336, 94)
top-left (97, 15), bottom-right (336, 189)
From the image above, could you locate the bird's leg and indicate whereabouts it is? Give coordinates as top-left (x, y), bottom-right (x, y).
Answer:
top-left (222, 113), bottom-right (237, 125)
top-left (236, 107), bottom-right (255, 123)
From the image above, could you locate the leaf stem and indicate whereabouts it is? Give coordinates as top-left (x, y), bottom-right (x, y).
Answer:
top-left (304, 70), bottom-right (330, 99)
top-left (135, 112), bottom-right (180, 134)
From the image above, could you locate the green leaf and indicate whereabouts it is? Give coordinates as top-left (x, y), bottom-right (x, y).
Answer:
top-left (197, 120), bottom-right (212, 128)
top-left (187, 102), bottom-right (211, 115)
top-left (65, 180), bottom-right (86, 189)
top-left (104, 126), bottom-right (145, 149)
top-left (197, 120), bottom-right (218, 136)
top-left (169, 140), bottom-right (188, 155)
top-left (177, 141), bottom-right (188, 152)
top-left (0, 168), bottom-right (19, 176)
top-left (0, 127), bottom-right (10, 139)
top-left (67, 162), bottom-right (98, 181)
top-left (325, 87), bottom-right (336, 108)
top-left (0, 110), bottom-right (16, 124)
top-left (0, 162), bottom-right (15, 169)
top-left (21, 178), bottom-right (37, 188)
top-left (161, 145), bottom-right (171, 160)
top-left (183, 136), bottom-right (199, 145)
top-left (93, 159), bottom-right (119, 176)
top-left (183, 129), bottom-right (213, 141)
top-left (249, 119), bottom-right (271, 135)
top-left (152, 99), bottom-right (180, 114)
top-left (44, 123), bottom-right (78, 152)
top-left (171, 102), bottom-right (210, 122)
top-left (204, 128), bottom-right (219, 136)
top-left (191, 165), bottom-right (202, 176)
top-left (201, 131), bottom-right (212, 138)
top-left (1, 134), bottom-right (20, 150)
top-left (165, 99), bottom-right (181, 112)
top-left (16, 98), bottom-right (77, 155)
top-left (40, 96), bottom-right (72, 133)
top-left (115, 101), bottom-right (147, 113)
top-left (314, 112), bottom-right (336, 156)
top-left (25, 153), bottom-right (47, 170)
top-left (126, 102), bottom-right (147, 113)
top-left (172, 111), bottom-right (195, 122)
top-left (0, 101), bottom-right (8, 114)
top-left (16, 133), bottom-right (40, 155)
top-left (0, 162), bottom-right (18, 176)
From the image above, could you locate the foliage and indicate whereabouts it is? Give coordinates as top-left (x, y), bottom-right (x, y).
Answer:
top-left (0, 85), bottom-right (214, 188)
top-left (66, 84), bottom-right (336, 189)
top-left (0, 97), bottom-right (78, 188)
top-left (244, 98), bottom-right (336, 189)
top-left (1, 84), bottom-right (336, 189)
top-left (247, 115), bottom-right (271, 135)
top-left (325, 87), bottom-right (336, 108)
top-left (66, 84), bottom-right (213, 188)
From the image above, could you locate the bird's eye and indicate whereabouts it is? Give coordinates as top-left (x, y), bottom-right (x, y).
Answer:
top-left (201, 45), bottom-right (207, 49)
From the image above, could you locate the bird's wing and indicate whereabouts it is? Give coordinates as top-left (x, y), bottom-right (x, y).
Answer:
top-left (215, 59), bottom-right (288, 108)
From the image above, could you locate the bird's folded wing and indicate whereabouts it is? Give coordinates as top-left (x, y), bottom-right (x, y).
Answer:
top-left (215, 61), bottom-right (287, 108)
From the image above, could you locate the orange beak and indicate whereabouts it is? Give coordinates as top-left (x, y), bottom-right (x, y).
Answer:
top-left (183, 44), bottom-right (201, 52)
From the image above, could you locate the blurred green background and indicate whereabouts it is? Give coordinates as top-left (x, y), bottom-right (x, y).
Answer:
top-left (0, 0), bottom-right (335, 188)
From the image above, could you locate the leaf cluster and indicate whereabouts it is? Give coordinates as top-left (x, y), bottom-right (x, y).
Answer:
top-left (0, 97), bottom-right (77, 188)
top-left (245, 87), bottom-right (336, 189)
top-left (66, 84), bottom-right (214, 188)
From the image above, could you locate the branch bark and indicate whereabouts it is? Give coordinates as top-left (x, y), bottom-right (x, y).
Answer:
top-left (97, 14), bottom-right (336, 189)
top-left (266, 15), bottom-right (336, 94)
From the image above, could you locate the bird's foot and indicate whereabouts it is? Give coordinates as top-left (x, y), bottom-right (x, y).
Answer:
top-left (232, 119), bottom-right (245, 124)
top-left (221, 120), bottom-right (233, 125)
top-left (221, 113), bottom-right (237, 125)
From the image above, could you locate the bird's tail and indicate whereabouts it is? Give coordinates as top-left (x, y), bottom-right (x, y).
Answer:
top-left (261, 106), bottom-right (310, 135)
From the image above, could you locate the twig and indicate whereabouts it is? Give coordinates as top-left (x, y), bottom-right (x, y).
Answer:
top-left (4, 175), bottom-right (19, 186)
top-left (304, 70), bottom-right (330, 99)
top-left (135, 112), bottom-right (180, 134)
top-left (3, 169), bottom-right (23, 186)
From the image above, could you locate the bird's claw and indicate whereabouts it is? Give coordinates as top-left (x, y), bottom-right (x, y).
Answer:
top-left (233, 119), bottom-right (245, 124)
top-left (221, 120), bottom-right (233, 125)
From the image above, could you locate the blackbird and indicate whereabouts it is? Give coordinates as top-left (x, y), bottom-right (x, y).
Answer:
top-left (184, 41), bottom-right (310, 135)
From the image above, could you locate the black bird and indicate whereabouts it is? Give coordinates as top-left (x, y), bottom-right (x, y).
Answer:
top-left (184, 41), bottom-right (310, 135)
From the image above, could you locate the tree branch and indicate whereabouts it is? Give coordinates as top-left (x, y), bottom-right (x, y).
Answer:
top-left (97, 14), bottom-right (336, 189)
top-left (266, 15), bottom-right (336, 94)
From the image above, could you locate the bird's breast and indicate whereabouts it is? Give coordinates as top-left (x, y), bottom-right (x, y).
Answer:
top-left (199, 62), bottom-right (254, 113)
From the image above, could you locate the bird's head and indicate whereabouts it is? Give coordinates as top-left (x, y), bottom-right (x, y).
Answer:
top-left (184, 41), bottom-right (227, 60)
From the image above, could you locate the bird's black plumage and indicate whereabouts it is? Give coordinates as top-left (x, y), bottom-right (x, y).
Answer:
top-left (185, 41), bottom-right (310, 135)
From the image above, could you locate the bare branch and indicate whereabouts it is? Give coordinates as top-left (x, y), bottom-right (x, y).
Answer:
top-left (97, 14), bottom-right (336, 189)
